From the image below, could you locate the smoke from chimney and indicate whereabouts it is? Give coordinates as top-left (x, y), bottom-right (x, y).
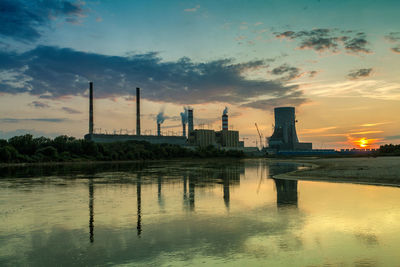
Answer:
top-left (157, 111), bottom-right (166, 124)
top-left (156, 111), bottom-right (165, 136)
top-left (180, 107), bottom-right (188, 124)
top-left (180, 107), bottom-right (188, 137)
top-left (223, 106), bottom-right (228, 115)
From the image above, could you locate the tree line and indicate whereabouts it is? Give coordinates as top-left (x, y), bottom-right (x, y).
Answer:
top-left (0, 134), bottom-right (244, 163)
top-left (378, 144), bottom-right (400, 155)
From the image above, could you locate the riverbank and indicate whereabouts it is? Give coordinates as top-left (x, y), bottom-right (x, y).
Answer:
top-left (274, 156), bottom-right (400, 187)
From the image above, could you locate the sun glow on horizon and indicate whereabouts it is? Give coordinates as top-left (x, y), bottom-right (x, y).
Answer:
top-left (358, 138), bottom-right (368, 148)
top-left (353, 137), bottom-right (380, 149)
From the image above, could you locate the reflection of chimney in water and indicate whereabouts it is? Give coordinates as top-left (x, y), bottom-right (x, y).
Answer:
top-left (157, 175), bottom-right (164, 209)
top-left (223, 177), bottom-right (230, 209)
top-left (89, 178), bottom-right (94, 243)
top-left (188, 175), bottom-right (195, 211)
top-left (183, 174), bottom-right (187, 200)
top-left (137, 173), bottom-right (142, 236)
top-left (274, 179), bottom-right (298, 207)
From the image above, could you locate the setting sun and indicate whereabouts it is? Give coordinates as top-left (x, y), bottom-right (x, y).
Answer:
top-left (358, 138), bottom-right (369, 148)
top-left (353, 137), bottom-right (381, 149)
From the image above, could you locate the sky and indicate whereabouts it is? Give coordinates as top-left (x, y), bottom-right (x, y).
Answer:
top-left (0, 0), bottom-right (399, 149)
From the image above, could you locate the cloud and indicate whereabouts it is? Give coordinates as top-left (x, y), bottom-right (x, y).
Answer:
top-left (350, 130), bottom-right (384, 135)
top-left (0, 45), bottom-right (304, 110)
top-left (302, 79), bottom-right (400, 100)
top-left (271, 64), bottom-right (301, 81)
top-left (0, 118), bottom-right (67, 123)
top-left (309, 70), bottom-right (318, 78)
top-left (275, 29), bottom-right (371, 54)
top-left (0, 0), bottom-right (86, 42)
top-left (62, 107), bottom-right (82, 114)
top-left (29, 101), bottom-right (50, 108)
top-left (300, 126), bottom-right (337, 134)
top-left (347, 68), bottom-right (373, 80)
top-left (241, 91), bottom-right (307, 110)
top-left (385, 32), bottom-right (400, 54)
top-left (235, 36), bottom-right (247, 41)
top-left (385, 135), bottom-right (400, 140)
top-left (184, 5), bottom-right (200, 12)
top-left (0, 129), bottom-right (62, 139)
top-left (360, 122), bottom-right (390, 127)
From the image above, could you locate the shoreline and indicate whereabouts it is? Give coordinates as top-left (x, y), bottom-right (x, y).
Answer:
top-left (0, 156), bottom-right (251, 168)
top-left (2, 156), bottom-right (400, 188)
top-left (273, 156), bottom-right (400, 187)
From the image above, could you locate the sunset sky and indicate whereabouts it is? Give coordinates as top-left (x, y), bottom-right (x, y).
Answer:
top-left (0, 0), bottom-right (399, 148)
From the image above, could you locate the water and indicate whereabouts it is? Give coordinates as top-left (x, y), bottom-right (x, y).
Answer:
top-left (1, 159), bottom-right (399, 266)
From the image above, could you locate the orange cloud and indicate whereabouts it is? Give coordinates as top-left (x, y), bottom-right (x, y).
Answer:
top-left (300, 126), bottom-right (337, 134)
top-left (360, 122), bottom-right (391, 127)
top-left (348, 137), bottom-right (382, 149)
top-left (350, 130), bottom-right (384, 135)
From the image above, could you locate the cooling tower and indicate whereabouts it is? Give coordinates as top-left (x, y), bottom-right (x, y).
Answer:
top-left (269, 107), bottom-right (300, 150)
top-left (188, 109), bottom-right (194, 133)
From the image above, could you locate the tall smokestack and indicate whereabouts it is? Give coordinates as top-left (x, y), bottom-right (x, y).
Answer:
top-left (222, 107), bottom-right (228, 131)
top-left (136, 87), bottom-right (140, 136)
top-left (180, 107), bottom-right (188, 137)
top-left (188, 109), bottom-right (194, 133)
top-left (182, 123), bottom-right (186, 137)
top-left (157, 123), bottom-right (161, 136)
top-left (89, 82), bottom-right (94, 135)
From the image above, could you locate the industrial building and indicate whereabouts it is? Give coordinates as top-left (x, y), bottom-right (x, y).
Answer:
top-left (268, 107), bottom-right (312, 152)
top-left (84, 83), bottom-right (187, 145)
top-left (188, 108), bottom-right (240, 148)
top-left (84, 82), bottom-right (241, 149)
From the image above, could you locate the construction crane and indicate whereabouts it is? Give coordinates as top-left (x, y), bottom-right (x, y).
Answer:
top-left (255, 123), bottom-right (263, 149)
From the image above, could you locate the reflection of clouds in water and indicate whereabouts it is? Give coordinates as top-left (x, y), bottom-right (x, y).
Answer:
top-left (353, 258), bottom-right (378, 267)
top-left (19, 206), bottom-right (306, 266)
top-left (354, 232), bottom-right (379, 246)
top-left (5, 159), bottom-right (393, 266)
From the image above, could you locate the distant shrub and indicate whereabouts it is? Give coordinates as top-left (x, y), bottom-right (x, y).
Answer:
top-left (36, 146), bottom-right (58, 158)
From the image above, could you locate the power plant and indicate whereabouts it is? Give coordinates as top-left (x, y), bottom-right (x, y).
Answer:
top-left (84, 83), bottom-right (242, 149)
top-left (84, 82), bottom-right (322, 154)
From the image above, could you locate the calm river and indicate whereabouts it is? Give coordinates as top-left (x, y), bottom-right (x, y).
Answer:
top-left (1, 159), bottom-right (399, 266)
